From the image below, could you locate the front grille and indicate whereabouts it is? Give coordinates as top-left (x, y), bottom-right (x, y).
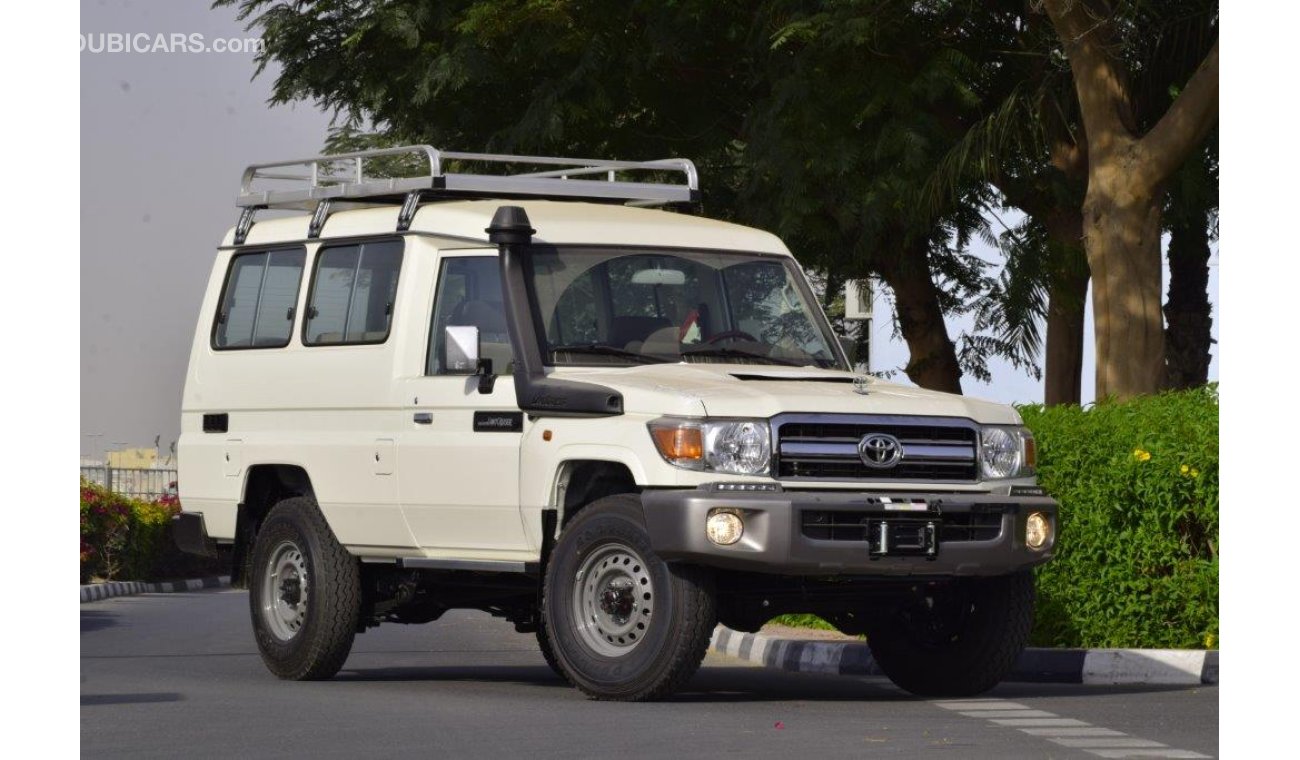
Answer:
top-left (799, 509), bottom-right (1004, 543)
top-left (801, 510), bottom-right (874, 542)
top-left (774, 414), bottom-right (979, 482)
top-left (939, 511), bottom-right (1004, 542)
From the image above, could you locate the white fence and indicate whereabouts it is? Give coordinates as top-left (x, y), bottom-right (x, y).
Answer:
top-left (80, 465), bottom-right (177, 501)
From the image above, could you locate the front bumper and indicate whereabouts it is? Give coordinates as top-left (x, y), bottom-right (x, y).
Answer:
top-left (641, 486), bottom-right (1057, 576)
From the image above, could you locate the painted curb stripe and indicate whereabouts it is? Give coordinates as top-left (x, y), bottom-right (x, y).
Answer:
top-left (1082, 649), bottom-right (1208, 686)
top-left (80, 576), bottom-right (232, 604)
top-left (708, 626), bottom-right (1219, 685)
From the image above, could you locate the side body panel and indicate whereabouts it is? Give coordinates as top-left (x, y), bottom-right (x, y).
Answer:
top-left (179, 237), bottom-right (419, 553)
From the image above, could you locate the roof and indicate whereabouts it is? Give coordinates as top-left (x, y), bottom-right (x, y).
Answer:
top-left (224, 200), bottom-right (792, 256)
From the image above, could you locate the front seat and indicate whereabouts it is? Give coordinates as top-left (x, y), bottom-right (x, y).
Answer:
top-left (609, 315), bottom-right (672, 350)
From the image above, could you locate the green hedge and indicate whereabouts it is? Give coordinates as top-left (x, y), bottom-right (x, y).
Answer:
top-left (80, 480), bottom-right (226, 583)
top-left (1021, 385), bottom-right (1218, 649)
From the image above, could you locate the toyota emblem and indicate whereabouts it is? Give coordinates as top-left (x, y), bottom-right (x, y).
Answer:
top-left (858, 433), bottom-right (903, 469)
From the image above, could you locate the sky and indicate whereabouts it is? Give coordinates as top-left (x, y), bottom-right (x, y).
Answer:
top-left (81, 0), bottom-right (334, 457)
top-left (79, 0), bottom-right (1219, 458)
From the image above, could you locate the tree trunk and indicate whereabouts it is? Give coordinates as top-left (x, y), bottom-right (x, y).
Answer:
top-left (1040, 208), bottom-right (1089, 406)
top-left (1041, 1), bottom-right (1217, 401)
top-left (1084, 165), bottom-right (1166, 399)
top-left (1043, 254), bottom-right (1088, 405)
top-left (877, 249), bottom-right (963, 394)
top-left (1164, 210), bottom-right (1212, 389)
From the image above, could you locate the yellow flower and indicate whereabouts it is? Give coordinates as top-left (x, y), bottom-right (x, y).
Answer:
top-left (1180, 464), bottom-right (1190, 475)
top-left (1191, 468), bottom-right (1200, 478)
top-left (1204, 633), bottom-right (1217, 649)
top-left (1133, 448), bottom-right (1151, 462)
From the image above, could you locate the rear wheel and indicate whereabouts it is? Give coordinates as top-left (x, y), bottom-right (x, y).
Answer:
top-left (542, 494), bottom-right (715, 701)
top-left (867, 571), bottom-right (1034, 697)
top-left (249, 496), bottom-right (361, 680)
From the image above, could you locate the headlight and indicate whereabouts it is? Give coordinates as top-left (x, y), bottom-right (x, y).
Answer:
top-left (648, 418), bottom-right (771, 476)
top-left (979, 425), bottom-right (1035, 480)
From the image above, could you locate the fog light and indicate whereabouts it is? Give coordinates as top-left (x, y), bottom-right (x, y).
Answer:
top-left (706, 509), bottom-right (744, 546)
top-left (1025, 512), bottom-right (1051, 550)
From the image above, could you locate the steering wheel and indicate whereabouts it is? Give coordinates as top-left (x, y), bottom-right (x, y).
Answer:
top-left (705, 330), bottom-right (759, 345)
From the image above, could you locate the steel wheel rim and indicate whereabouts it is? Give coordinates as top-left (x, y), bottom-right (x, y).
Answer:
top-left (261, 540), bottom-right (309, 642)
top-left (572, 541), bottom-right (654, 657)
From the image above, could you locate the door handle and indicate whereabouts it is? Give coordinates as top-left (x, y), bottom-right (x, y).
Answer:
top-left (413, 412), bottom-right (433, 425)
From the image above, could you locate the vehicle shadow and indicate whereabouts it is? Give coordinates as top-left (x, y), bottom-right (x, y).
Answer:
top-left (673, 669), bottom-right (1212, 703)
top-left (80, 610), bottom-right (119, 633)
top-left (332, 664), bottom-right (909, 702)
top-left (989, 681), bottom-right (1214, 699)
top-left (335, 664), bottom-right (571, 687)
top-left (672, 667), bottom-right (910, 703)
top-left (81, 692), bottom-right (186, 707)
top-left (249, 656), bottom-right (1215, 702)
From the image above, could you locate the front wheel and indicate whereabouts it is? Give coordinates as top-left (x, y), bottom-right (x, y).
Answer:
top-left (542, 494), bottom-right (715, 701)
top-left (535, 619), bottom-right (564, 679)
top-left (867, 571), bottom-right (1035, 697)
top-left (249, 496), bottom-right (361, 680)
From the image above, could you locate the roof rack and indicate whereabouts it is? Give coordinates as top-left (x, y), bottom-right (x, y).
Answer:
top-left (238, 145), bottom-right (699, 210)
top-left (232, 145), bottom-right (700, 243)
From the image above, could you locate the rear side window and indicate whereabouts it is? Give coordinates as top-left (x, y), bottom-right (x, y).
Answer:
top-left (304, 240), bottom-right (404, 345)
top-left (212, 248), bottom-right (306, 350)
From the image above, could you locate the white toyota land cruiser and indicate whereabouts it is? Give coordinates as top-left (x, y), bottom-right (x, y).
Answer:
top-left (175, 146), bottom-right (1057, 701)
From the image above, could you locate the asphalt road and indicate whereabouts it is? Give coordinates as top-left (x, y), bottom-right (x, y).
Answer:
top-left (81, 589), bottom-right (1218, 759)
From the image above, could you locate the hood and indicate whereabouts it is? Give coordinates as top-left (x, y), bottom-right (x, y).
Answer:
top-left (548, 363), bottom-right (1021, 424)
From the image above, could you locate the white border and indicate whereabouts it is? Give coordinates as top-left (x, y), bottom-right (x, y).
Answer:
top-left (1221, 2), bottom-right (1291, 756)
top-left (4, 2), bottom-right (79, 755)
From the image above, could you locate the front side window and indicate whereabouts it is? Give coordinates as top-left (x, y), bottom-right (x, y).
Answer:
top-left (427, 257), bottom-right (513, 375)
top-left (212, 248), bottom-right (306, 349)
top-left (304, 240), bottom-right (403, 345)
top-left (528, 248), bottom-right (843, 369)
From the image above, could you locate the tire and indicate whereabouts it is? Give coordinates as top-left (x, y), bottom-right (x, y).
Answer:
top-left (542, 494), bottom-right (715, 701)
top-left (249, 496), bottom-right (361, 680)
top-left (867, 570), bottom-right (1035, 697)
top-left (535, 620), bottom-right (565, 679)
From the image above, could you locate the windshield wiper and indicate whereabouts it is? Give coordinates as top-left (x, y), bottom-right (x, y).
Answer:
top-left (681, 346), bottom-right (802, 366)
top-left (550, 344), bottom-right (670, 364)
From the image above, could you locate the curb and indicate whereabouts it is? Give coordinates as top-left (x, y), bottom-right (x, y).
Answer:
top-left (710, 626), bottom-right (1218, 686)
top-left (80, 576), bottom-right (232, 604)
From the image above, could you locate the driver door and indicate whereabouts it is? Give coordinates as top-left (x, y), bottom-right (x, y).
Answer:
top-left (395, 252), bottom-right (531, 559)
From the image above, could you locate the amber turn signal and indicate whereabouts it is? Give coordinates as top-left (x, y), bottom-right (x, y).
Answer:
top-left (650, 425), bottom-right (703, 463)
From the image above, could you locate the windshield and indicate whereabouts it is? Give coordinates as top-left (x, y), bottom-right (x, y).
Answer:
top-left (525, 248), bottom-right (845, 369)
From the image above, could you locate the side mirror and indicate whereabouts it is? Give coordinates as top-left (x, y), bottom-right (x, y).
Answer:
top-left (445, 325), bottom-right (498, 393)
top-left (444, 325), bottom-right (480, 373)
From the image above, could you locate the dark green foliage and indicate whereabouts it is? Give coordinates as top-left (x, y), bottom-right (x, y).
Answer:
top-left (1020, 386), bottom-right (1219, 649)
top-left (215, 0), bottom-right (1055, 388)
top-left (770, 613), bottom-right (838, 632)
top-left (80, 481), bottom-right (227, 583)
